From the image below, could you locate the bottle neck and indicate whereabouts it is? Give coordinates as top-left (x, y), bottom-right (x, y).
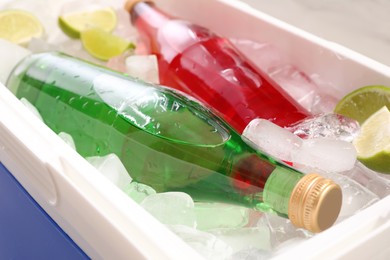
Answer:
top-left (262, 167), bottom-right (303, 216)
top-left (130, 1), bottom-right (172, 36)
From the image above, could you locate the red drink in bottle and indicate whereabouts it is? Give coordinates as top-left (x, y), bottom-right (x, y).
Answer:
top-left (126, 0), bottom-right (310, 133)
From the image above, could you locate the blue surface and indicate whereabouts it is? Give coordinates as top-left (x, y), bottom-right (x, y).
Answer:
top-left (0, 162), bottom-right (89, 259)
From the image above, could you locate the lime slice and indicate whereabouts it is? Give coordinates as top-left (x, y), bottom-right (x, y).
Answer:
top-left (81, 28), bottom-right (135, 61)
top-left (334, 85), bottom-right (390, 124)
top-left (353, 106), bottom-right (390, 174)
top-left (0, 9), bottom-right (44, 45)
top-left (59, 7), bottom-right (117, 38)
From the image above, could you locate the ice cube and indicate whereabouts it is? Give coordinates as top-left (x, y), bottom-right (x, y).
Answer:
top-left (230, 248), bottom-right (272, 260)
top-left (28, 38), bottom-right (59, 53)
top-left (210, 226), bottom-right (271, 254)
top-left (272, 238), bottom-right (308, 257)
top-left (133, 41), bottom-right (150, 56)
top-left (58, 132), bottom-right (76, 150)
top-left (141, 192), bottom-right (196, 228)
top-left (309, 73), bottom-right (343, 114)
top-left (243, 119), bottom-right (356, 172)
top-left (309, 93), bottom-right (339, 115)
top-left (194, 202), bottom-right (249, 230)
top-left (365, 177), bottom-right (390, 199)
top-left (58, 0), bottom-right (110, 16)
top-left (269, 65), bottom-right (319, 111)
top-left (106, 50), bottom-right (133, 73)
top-left (321, 172), bottom-right (380, 222)
top-left (59, 39), bottom-right (105, 65)
top-left (230, 37), bottom-right (341, 114)
top-left (380, 173), bottom-right (390, 181)
top-left (230, 39), bottom-right (285, 72)
top-left (257, 213), bottom-right (312, 250)
top-left (169, 225), bottom-right (233, 260)
top-left (291, 138), bottom-right (357, 172)
top-left (86, 153), bottom-right (132, 190)
top-left (113, 9), bottom-right (138, 42)
top-left (342, 162), bottom-right (390, 199)
top-left (122, 181), bottom-right (156, 204)
top-left (125, 55), bottom-right (160, 84)
top-left (19, 97), bottom-right (43, 122)
top-left (242, 118), bottom-right (302, 162)
top-left (287, 113), bottom-right (360, 142)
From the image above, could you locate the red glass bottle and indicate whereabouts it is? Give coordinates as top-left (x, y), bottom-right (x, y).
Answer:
top-left (125, 0), bottom-right (311, 133)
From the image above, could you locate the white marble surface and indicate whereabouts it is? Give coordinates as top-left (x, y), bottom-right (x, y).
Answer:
top-left (238, 0), bottom-right (390, 67)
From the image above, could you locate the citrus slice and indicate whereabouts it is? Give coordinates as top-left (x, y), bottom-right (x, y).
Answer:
top-left (59, 7), bottom-right (117, 38)
top-left (80, 28), bottom-right (135, 61)
top-left (334, 85), bottom-right (390, 124)
top-left (353, 106), bottom-right (390, 174)
top-left (0, 9), bottom-right (44, 45)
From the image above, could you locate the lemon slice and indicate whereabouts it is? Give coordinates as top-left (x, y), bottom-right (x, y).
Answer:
top-left (353, 106), bottom-right (390, 174)
top-left (0, 9), bottom-right (44, 45)
top-left (81, 28), bottom-right (135, 61)
top-left (334, 85), bottom-right (390, 124)
top-left (59, 7), bottom-right (117, 38)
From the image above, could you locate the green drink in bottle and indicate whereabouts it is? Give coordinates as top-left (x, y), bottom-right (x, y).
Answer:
top-left (5, 51), bottom-right (341, 233)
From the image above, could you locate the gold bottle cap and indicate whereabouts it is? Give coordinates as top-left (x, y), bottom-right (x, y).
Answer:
top-left (124, 0), bottom-right (150, 12)
top-left (288, 173), bottom-right (342, 233)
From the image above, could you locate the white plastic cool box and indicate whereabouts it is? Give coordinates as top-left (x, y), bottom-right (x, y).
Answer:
top-left (1, 0), bottom-right (390, 259)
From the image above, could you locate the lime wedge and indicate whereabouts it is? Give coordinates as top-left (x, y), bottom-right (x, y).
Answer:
top-left (334, 85), bottom-right (390, 124)
top-left (59, 7), bottom-right (117, 38)
top-left (80, 28), bottom-right (134, 61)
top-left (353, 106), bottom-right (390, 174)
top-left (0, 9), bottom-right (44, 45)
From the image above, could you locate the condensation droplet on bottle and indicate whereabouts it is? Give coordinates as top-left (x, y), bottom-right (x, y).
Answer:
top-left (68, 97), bottom-right (76, 104)
top-left (82, 101), bottom-right (89, 109)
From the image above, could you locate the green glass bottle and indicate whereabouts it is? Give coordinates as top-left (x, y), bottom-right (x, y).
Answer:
top-left (6, 52), bottom-right (341, 232)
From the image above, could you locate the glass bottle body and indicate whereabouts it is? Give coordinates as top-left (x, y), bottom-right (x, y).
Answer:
top-left (130, 2), bottom-right (310, 133)
top-left (7, 52), bottom-right (305, 218)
